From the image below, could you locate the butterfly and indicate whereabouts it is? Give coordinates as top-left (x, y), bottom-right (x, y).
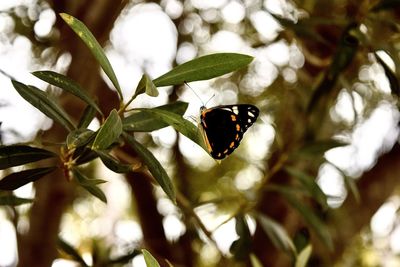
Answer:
top-left (199, 104), bottom-right (259, 159)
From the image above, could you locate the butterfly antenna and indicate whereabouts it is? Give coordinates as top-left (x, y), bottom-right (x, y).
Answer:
top-left (184, 81), bottom-right (205, 106)
top-left (204, 94), bottom-right (215, 107)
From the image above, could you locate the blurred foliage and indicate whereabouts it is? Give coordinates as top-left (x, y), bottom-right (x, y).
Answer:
top-left (1, 0), bottom-right (400, 266)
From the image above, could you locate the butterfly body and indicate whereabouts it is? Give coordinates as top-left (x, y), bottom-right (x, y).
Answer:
top-left (200, 104), bottom-right (259, 159)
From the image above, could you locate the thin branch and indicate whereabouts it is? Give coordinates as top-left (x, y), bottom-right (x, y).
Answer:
top-left (175, 190), bottom-right (220, 249)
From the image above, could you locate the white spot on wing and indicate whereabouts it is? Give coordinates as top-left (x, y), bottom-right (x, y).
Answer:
top-left (232, 106), bottom-right (239, 114)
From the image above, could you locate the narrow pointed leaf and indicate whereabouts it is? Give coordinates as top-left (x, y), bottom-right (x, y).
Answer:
top-left (73, 148), bottom-right (99, 165)
top-left (145, 75), bottom-right (159, 96)
top-left (330, 163), bottom-right (360, 203)
top-left (12, 80), bottom-right (75, 131)
top-left (76, 178), bottom-right (107, 186)
top-left (280, 190), bottom-right (333, 250)
top-left (123, 102), bottom-right (189, 132)
top-left (84, 185), bottom-right (107, 203)
top-left (107, 250), bottom-right (141, 264)
top-left (270, 14), bottom-right (330, 46)
top-left (134, 108), bottom-right (205, 151)
top-left (73, 169), bottom-right (106, 186)
top-left (343, 174), bottom-right (360, 203)
top-left (285, 167), bottom-right (327, 208)
top-left (329, 25), bottom-right (359, 76)
top-left (153, 53), bottom-right (253, 87)
top-left (96, 150), bottom-right (133, 173)
top-left (295, 244), bottom-right (312, 267)
top-left (67, 129), bottom-right (95, 149)
top-left (295, 140), bottom-right (347, 158)
top-left (0, 145), bottom-right (57, 169)
top-left (0, 167), bottom-right (57, 190)
top-left (32, 71), bottom-right (103, 115)
top-left (133, 74), bottom-right (159, 99)
top-left (73, 168), bottom-right (107, 203)
top-left (0, 195), bottom-right (33, 206)
top-left (307, 23), bottom-right (359, 113)
top-left (142, 249), bottom-right (160, 267)
top-left (293, 227), bottom-right (311, 252)
top-left (124, 133), bottom-right (176, 203)
top-left (230, 215), bottom-right (252, 260)
top-left (257, 214), bottom-right (296, 255)
top-left (58, 238), bottom-right (89, 267)
top-left (78, 105), bottom-right (97, 129)
top-left (92, 109), bottom-right (122, 150)
top-left (60, 13), bottom-right (123, 100)
top-left (250, 254), bottom-right (263, 267)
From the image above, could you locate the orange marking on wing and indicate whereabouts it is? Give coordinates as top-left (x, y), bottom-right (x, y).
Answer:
top-left (199, 123), bottom-right (212, 153)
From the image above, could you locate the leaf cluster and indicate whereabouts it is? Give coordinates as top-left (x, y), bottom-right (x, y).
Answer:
top-left (0, 13), bottom-right (254, 265)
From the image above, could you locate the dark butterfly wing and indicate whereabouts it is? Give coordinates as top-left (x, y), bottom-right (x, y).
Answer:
top-left (200, 104), bottom-right (259, 159)
top-left (234, 104), bottom-right (259, 130)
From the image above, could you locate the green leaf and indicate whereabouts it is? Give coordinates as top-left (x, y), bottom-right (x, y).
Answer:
top-left (142, 249), bottom-right (160, 267)
top-left (0, 195), bottom-right (33, 206)
top-left (270, 14), bottom-right (330, 46)
top-left (92, 109), bottom-right (122, 150)
top-left (293, 227), bottom-right (311, 253)
top-left (285, 167), bottom-right (328, 209)
top-left (76, 178), bottom-right (107, 186)
top-left (279, 190), bottom-right (333, 250)
top-left (153, 53), bottom-right (253, 87)
top-left (134, 108), bottom-right (205, 151)
top-left (32, 71), bottom-right (103, 115)
top-left (230, 215), bottom-right (252, 260)
top-left (78, 105), bottom-right (97, 129)
top-left (375, 52), bottom-right (400, 96)
top-left (73, 168), bottom-right (107, 203)
top-left (123, 102), bottom-right (189, 132)
top-left (250, 254), bottom-right (263, 267)
top-left (0, 145), bottom-right (57, 170)
top-left (124, 133), bottom-right (176, 203)
top-left (329, 163), bottom-right (360, 203)
top-left (73, 148), bottom-right (99, 165)
top-left (307, 23), bottom-right (359, 114)
top-left (329, 25), bottom-right (359, 76)
top-left (67, 129), bottom-right (95, 149)
top-left (12, 80), bottom-right (75, 131)
top-left (59, 13), bottom-right (123, 100)
top-left (72, 168), bottom-right (106, 186)
top-left (0, 167), bottom-right (57, 190)
top-left (58, 238), bottom-right (89, 267)
top-left (295, 244), bottom-right (312, 267)
top-left (343, 172), bottom-right (360, 203)
top-left (257, 214), bottom-right (296, 256)
top-left (96, 150), bottom-right (133, 173)
top-left (107, 250), bottom-right (141, 264)
top-left (133, 74), bottom-right (159, 99)
top-left (295, 140), bottom-right (347, 158)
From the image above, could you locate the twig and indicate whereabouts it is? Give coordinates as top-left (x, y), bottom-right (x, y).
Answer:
top-left (175, 190), bottom-right (220, 248)
top-left (0, 68), bottom-right (16, 80)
